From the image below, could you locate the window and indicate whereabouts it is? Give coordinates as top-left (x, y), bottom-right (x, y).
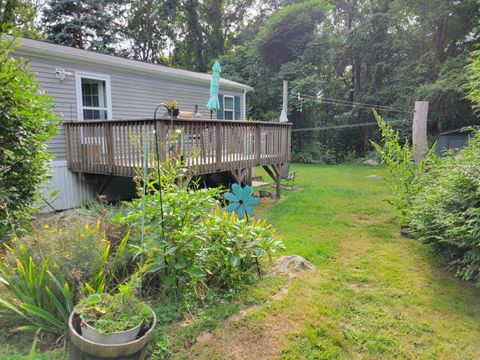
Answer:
top-left (224, 96), bottom-right (234, 120)
top-left (76, 72), bottom-right (111, 120)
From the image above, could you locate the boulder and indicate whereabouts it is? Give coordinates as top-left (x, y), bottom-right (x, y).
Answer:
top-left (365, 174), bottom-right (382, 179)
top-left (273, 255), bottom-right (316, 275)
top-left (363, 159), bottom-right (379, 166)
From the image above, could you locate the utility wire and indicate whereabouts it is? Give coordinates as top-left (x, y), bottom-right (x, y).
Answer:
top-left (292, 119), bottom-right (406, 132)
top-left (299, 93), bottom-right (397, 111)
top-left (304, 97), bottom-right (411, 115)
top-left (297, 93), bottom-right (414, 117)
top-left (292, 93), bottom-right (411, 132)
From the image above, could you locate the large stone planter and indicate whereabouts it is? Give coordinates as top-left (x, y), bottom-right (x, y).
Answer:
top-left (68, 309), bottom-right (156, 360)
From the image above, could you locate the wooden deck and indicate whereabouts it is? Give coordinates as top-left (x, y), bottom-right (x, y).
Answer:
top-left (64, 118), bottom-right (291, 185)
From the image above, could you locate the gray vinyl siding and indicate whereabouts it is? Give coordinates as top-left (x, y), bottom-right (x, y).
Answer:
top-left (17, 52), bottom-right (246, 161)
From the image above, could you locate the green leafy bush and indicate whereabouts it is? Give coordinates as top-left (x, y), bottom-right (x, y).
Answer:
top-left (408, 132), bottom-right (480, 285)
top-left (116, 149), bottom-right (282, 295)
top-left (119, 184), bottom-right (281, 294)
top-left (0, 35), bottom-right (59, 240)
top-left (370, 110), bottom-right (435, 221)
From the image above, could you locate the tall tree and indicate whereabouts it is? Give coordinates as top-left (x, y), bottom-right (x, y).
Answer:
top-left (42, 0), bottom-right (118, 52)
top-left (220, 0), bottom-right (480, 163)
top-left (173, 0), bottom-right (206, 71)
top-left (173, 0), bottom-right (257, 71)
top-left (0, 0), bottom-right (43, 38)
top-left (119, 0), bottom-right (177, 63)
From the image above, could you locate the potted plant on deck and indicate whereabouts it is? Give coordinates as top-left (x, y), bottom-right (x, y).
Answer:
top-left (69, 281), bottom-right (156, 359)
top-left (164, 100), bottom-right (179, 118)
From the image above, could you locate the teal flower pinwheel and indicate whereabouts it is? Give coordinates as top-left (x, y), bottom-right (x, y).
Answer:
top-left (225, 184), bottom-right (260, 219)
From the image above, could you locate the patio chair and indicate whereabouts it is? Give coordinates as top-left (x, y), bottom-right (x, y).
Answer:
top-left (280, 163), bottom-right (296, 189)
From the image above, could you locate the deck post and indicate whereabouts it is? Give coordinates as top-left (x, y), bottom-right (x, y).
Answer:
top-left (65, 123), bottom-right (72, 170)
top-left (231, 168), bottom-right (247, 184)
top-left (245, 168), bottom-right (253, 186)
top-left (262, 164), bottom-right (281, 199)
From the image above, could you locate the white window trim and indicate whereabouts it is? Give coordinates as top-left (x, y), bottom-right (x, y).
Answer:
top-left (223, 95), bottom-right (235, 120)
top-left (75, 71), bottom-right (112, 121)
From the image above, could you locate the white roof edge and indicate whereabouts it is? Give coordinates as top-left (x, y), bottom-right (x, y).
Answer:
top-left (16, 37), bottom-right (254, 92)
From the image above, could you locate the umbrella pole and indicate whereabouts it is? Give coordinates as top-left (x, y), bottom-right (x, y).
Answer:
top-left (210, 110), bottom-right (213, 119)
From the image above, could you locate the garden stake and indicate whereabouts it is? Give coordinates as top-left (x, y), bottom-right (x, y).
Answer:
top-left (140, 136), bottom-right (148, 296)
top-left (246, 213), bottom-right (262, 277)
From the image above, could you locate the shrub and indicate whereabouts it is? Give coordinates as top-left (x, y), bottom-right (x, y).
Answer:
top-left (116, 150), bottom-right (282, 295)
top-left (408, 132), bottom-right (480, 285)
top-left (370, 110), bottom-right (435, 221)
top-left (119, 183), bottom-right (281, 294)
top-left (201, 209), bottom-right (280, 289)
top-left (0, 34), bottom-right (59, 241)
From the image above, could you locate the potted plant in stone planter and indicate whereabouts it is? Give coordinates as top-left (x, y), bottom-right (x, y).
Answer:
top-left (69, 281), bottom-right (156, 359)
top-left (164, 100), bottom-right (179, 118)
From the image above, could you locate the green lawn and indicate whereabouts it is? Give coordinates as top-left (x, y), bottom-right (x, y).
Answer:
top-left (184, 164), bottom-right (480, 359)
top-left (2, 164), bottom-right (480, 359)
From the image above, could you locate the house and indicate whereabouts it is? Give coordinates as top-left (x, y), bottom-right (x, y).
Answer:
top-left (15, 38), bottom-right (291, 210)
top-left (434, 128), bottom-right (474, 157)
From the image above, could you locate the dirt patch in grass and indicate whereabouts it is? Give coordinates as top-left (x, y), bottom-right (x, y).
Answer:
top-left (184, 271), bottom-right (319, 360)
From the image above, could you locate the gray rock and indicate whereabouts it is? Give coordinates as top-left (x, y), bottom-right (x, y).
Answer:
top-left (365, 175), bottom-right (382, 179)
top-left (363, 159), bottom-right (379, 166)
top-left (273, 255), bottom-right (316, 275)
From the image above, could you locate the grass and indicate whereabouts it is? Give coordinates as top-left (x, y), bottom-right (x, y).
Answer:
top-left (2, 163), bottom-right (480, 359)
top-left (182, 164), bottom-right (480, 359)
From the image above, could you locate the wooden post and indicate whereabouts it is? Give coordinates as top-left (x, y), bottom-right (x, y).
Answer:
top-left (412, 101), bottom-right (429, 164)
top-left (65, 123), bottom-right (72, 170)
top-left (262, 164), bottom-right (281, 199)
top-left (245, 168), bottom-right (253, 186)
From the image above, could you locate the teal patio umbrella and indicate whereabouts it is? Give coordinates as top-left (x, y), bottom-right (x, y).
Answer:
top-left (207, 60), bottom-right (222, 119)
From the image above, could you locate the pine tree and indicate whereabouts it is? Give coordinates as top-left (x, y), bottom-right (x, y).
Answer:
top-left (42, 0), bottom-right (118, 52)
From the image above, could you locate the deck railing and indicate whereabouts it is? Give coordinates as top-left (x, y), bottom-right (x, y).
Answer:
top-left (64, 118), bottom-right (292, 177)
